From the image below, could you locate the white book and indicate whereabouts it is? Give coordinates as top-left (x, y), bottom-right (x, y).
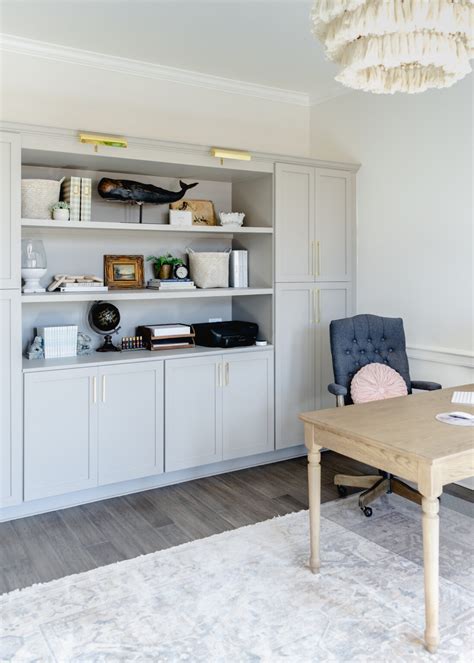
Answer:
top-left (61, 177), bottom-right (81, 222)
top-left (80, 177), bottom-right (92, 222)
top-left (60, 286), bottom-right (108, 292)
top-left (147, 324), bottom-right (191, 337)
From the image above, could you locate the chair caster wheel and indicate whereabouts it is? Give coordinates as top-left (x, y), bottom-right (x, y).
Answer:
top-left (337, 485), bottom-right (348, 498)
top-left (362, 506), bottom-right (373, 517)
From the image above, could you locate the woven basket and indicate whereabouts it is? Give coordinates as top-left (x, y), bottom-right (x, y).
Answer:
top-left (187, 249), bottom-right (230, 288)
top-left (21, 178), bottom-right (64, 219)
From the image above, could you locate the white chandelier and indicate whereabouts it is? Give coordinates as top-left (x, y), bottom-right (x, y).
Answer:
top-left (311, 0), bottom-right (474, 94)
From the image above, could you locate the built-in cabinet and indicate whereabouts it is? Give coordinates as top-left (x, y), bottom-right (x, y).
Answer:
top-left (165, 350), bottom-right (274, 471)
top-left (24, 361), bottom-right (164, 500)
top-left (275, 163), bottom-right (353, 283)
top-left (274, 160), bottom-right (355, 450)
top-left (0, 122), bottom-right (358, 520)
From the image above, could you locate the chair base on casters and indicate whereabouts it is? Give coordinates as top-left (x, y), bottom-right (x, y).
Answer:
top-left (334, 473), bottom-right (422, 517)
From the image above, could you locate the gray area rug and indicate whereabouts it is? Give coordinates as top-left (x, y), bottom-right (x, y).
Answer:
top-left (1, 493), bottom-right (472, 662)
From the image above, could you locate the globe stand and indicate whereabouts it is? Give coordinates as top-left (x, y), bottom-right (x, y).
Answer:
top-left (96, 334), bottom-right (121, 352)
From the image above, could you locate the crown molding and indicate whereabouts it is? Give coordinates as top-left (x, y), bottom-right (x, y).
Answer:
top-left (309, 85), bottom-right (352, 107)
top-left (0, 33), bottom-right (310, 107)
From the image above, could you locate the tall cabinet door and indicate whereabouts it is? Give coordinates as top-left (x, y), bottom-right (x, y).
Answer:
top-left (314, 168), bottom-right (353, 282)
top-left (24, 368), bottom-right (98, 500)
top-left (314, 283), bottom-right (352, 410)
top-left (0, 291), bottom-right (22, 507)
top-left (275, 283), bottom-right (316, 449)
top-left (98, 361), bottom-right (164, 486)
top-left (222, 350), bottom-right (274, 460)
top-left (0, 131), bottom-right (21, 289)
top-left (275, 163), bottom-right (315, 282)
top-left (165, 355), bottom-right (223, 472)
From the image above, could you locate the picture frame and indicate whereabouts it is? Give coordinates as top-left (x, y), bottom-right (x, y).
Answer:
top-left (169, 199), bottom-right (217, 226)
top-left (104, 255), bottom-right (145, 289)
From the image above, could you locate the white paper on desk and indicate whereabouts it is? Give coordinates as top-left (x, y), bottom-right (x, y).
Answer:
top-left (436, 413), bottom-right (474, 426)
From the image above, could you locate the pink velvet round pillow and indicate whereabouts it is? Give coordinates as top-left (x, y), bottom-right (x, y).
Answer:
top-left (351, 363), bottom-right (408, 404)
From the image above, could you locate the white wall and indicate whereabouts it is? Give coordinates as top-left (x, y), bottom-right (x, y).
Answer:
top-left (310, 78), bottom-right (473, 385)
top-left (0, 51), bottom-right (310, 156)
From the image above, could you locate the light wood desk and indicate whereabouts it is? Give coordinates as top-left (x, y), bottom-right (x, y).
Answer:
top-left (300, 385), bottom-right (474, 654)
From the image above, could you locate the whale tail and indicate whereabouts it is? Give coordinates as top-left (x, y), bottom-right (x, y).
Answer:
top-left (180, 180), bottom-right (199, 193)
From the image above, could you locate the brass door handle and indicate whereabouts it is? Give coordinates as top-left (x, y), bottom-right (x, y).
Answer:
top-left (316, 240), bottom-right (320, 277)
top-left (313, 289), bottom-right (321, 324)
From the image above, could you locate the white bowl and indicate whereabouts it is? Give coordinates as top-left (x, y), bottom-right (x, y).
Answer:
top-left (219, 212), bottom-right (245, 227)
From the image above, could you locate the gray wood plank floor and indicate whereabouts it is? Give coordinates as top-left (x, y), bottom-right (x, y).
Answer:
top-left (0, 452), bottom-right (471, 594)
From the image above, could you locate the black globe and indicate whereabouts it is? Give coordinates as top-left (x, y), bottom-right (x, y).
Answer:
top-left (89, 301), bottom-right (121, 334)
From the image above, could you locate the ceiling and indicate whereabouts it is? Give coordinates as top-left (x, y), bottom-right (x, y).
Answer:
top-left (0, 0), bottom-right (343, 103)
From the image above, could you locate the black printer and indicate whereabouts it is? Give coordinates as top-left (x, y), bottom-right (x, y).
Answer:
top-left (192, 321), bottom-right (258, 348)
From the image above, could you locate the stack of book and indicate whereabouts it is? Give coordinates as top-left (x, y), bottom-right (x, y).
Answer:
top-left (61, 177), bottom-right (92, 222)
top-left (37, 325), bottom-right (78, 359)
top-left (59, 280), bottom-right (108, 293)
top-left (147, 278), bottom-right (196, 291)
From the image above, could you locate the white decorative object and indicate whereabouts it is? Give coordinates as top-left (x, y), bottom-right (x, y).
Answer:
top-left (219, 212), bottom-right (245, 228)
top-left (169, 209), bottom-right (193, 226)
top-left (52, 206), bottom-right (70, 221)
top-left (21, 239), bottom-right (47, 293)
top-left (37, 325), bottom-right (78, 359)
top-left (311, 0), bottom-right (474, 94)
top-left (229, 250), bottom-right (248, 288)
top-left (187, 248), bottom-right (230, 288)
top-left (26, 336), bottom-right (44, 360)
top-left (21, 177), bottom-right (65, 219)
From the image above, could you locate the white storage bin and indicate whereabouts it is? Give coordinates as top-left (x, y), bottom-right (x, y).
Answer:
top-left (21, 177), bottom-right (65, 219)
top-left (187, 248), bottom-right (230, 288)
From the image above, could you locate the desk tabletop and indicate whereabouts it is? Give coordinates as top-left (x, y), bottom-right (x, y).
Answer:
top-left (300, 385), bottom-right (474, 463)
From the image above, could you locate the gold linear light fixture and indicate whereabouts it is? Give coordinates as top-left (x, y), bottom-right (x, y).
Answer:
top-left (79, 133), bottom-right (128, 152)
top-left (211, 147), bottom-right (252, 165)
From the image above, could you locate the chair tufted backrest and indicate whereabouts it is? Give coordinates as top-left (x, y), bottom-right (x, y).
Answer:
top-left (329, 314), bottom-right (412, 405)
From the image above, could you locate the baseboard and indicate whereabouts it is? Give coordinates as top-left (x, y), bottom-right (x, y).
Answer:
top-left (0, 445), bottom-right (306, 522)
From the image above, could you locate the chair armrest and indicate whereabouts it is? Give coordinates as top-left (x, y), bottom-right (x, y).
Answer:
top-left (411, 380), bottom-right (442, 391)
top-left (328, 383), bottom-right (348, 397)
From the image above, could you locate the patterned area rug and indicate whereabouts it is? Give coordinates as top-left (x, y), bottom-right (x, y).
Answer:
top-left (1, 493), bottom-right (473, 662)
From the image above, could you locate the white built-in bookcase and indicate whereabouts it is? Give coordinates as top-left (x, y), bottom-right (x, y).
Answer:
top-left (0, 123), bottom-right (358, 521)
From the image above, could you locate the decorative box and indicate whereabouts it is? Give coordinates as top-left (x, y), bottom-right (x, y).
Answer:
top-left (169, 210), bottom-right (193, 226)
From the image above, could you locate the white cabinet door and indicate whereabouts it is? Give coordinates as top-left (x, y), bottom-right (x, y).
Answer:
top-left (0, 291), bottom-right (22, 507)
top-left (24, 368), bottom-right (98, 500)
top-left (275, 283), bottom-right (316, 449)
top-left (0, 132), bottom-right (21, 289)
top-left (314, 283), bottom-right (352, 411)
top-left (165, 355), bottom-right (222, 472)
top-left (275, 163), bottom-right (315, 283)
top-left (222, 350), bottom-right (274, 460)
top-left (314, 168), bottom-right (353, 282)
top-left (98, 361), bottom-right (164, 486)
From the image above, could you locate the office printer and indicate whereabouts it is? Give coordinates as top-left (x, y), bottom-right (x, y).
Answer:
top-left (192, 321), bottom-right (258, 348)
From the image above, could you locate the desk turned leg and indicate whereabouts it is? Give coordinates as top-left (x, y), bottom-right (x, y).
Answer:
top-left (422, 496), bottom-right (440, 654)
top-left (307, 448), bottom-right (321, 574)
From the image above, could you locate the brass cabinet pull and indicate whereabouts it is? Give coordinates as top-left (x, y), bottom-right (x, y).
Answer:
top-left (313, 289), bottom-right (321, 324)
top-left (92, 376), bottom-right (97, 404)
top-left (101, 375), bottom-right (106, 402)
top-left (316, 240), bottom-right (321, 277)
top-left (216, 363), bottom-right (221, 387)
top-left (225, 362), bottom-right (229, 386)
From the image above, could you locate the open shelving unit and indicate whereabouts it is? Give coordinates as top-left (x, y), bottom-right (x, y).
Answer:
top-left (20, 139), bottom-right (275, 355)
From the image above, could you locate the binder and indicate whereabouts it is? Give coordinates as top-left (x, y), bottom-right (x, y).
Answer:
top-left (61, 177), bottom-right (81, 222)
top-left (80, 177), bottom-right (92, 222)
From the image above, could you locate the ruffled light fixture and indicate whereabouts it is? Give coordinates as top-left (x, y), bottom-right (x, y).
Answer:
top-left (311, 0), bottom-right (473, 93)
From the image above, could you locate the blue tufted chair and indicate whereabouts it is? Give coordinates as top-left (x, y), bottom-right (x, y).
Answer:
top-left (328, 314), bottom-right (442, 516)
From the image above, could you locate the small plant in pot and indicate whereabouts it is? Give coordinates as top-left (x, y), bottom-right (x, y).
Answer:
top-left (51, 201), bottom-right (70, 221)
top-left (147, 253), bottom-right (184, 279)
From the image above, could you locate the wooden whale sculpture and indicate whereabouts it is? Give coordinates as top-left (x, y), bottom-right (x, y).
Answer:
top-left (98, 178), bottom-right (198, 205)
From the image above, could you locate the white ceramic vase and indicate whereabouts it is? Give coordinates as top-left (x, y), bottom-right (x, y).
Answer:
top-left (53, 208), bottom-right (70, 221)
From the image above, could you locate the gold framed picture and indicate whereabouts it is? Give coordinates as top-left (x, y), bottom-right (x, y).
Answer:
top-left (104, 255), bottom-right (144, 289)
top-left (169, 199), bottom-right (217, 226)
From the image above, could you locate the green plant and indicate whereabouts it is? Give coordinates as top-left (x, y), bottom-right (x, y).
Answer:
top-left (51, 201), bottom-right (70, 211)
top-left (146, 253), bottom-right (184, 270)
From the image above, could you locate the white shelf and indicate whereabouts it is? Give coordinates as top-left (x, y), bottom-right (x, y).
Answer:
top-left (21, 287), bottom-right (273, 304)
top-left (21, 219), bottom-right (273, 234)
top-left (22, 344), bottom-right (273, 373)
